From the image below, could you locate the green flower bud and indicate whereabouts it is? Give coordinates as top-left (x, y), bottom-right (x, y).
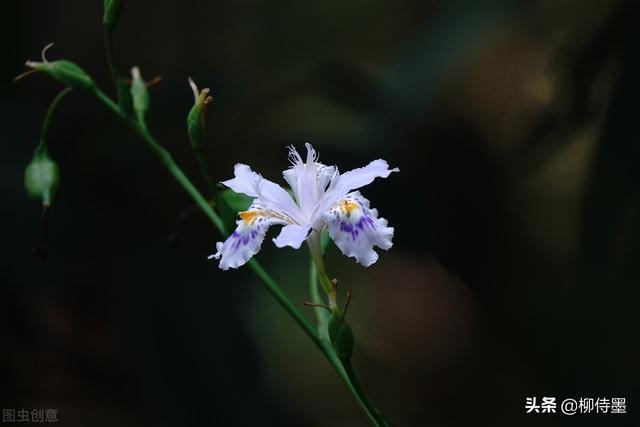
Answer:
top-left (25, 149), bottom-right (60, 207)
top-left (23, 44), bottom-right (93, 90)
top-left (103, 0), bottom-right (122, 28)
top-left (186, 78), bottom-right (212, 150)
top-left (130, 66), bottom-right (149, 123)
top-left (329, 314), bottom-right (354, 361)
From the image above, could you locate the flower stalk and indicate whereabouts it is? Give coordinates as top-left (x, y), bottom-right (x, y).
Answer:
top-left (91, 84), bottom-right (388, 426)
top-left (24, 87), bottom-right (73, 208)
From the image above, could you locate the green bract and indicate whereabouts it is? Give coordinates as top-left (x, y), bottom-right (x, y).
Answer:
top-left (187, 104), bottom-right (205, 150)
top-left (187, 79), bottom-right (212, 150)
top-left (329, 314), bottom-right (354, 361)
top-left (130, 67), bottom-right (149, 123)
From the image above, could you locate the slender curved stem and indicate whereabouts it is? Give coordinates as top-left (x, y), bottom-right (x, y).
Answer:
top-left (344, 360), bottom-right (390, 426)
top-left (193, 147), bottom-right (218, 200)
top-left (92, 87), bottom-right (224, 232)
top-left (103, 26), bottom-right (119, 92)
top-left (91, 85), bottom-right (386, 426)
top-left (37, 87), bottom-right (73, 154)
top-left (309, 259), bottom-right (330, 339)
top-left (92, 4), bottom-right (390, 423)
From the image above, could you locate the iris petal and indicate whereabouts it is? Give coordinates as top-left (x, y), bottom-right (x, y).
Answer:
top-left (322, 191), bottom-right (394, 267)
top-left (335, 159), bottom-right (399, 194)
top-left (213, 145), bottom-right (398, 270)
top-left (273, 224), bottom-right (312, 249)
top-left (222, 163), bottom-right (302, 223)
top-left (212, 201), bottom-right (291, 270)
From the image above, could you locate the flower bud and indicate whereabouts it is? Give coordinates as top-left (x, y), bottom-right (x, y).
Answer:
top-left (130, 67), bottom-right (149, 123)
top-left (329, 314), bottom-right (354, 361)
top-left (24, 150), bottom-right (60, 207)
top-left (186, 78), bottom-right (212, 150)
top-left (23, 44), bottom-right (93, 90)
top-left (103, 0), bottom-right (122, 28)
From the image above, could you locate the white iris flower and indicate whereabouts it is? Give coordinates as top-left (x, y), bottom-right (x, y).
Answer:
top-left (211, 143), bottom-right (399, 270)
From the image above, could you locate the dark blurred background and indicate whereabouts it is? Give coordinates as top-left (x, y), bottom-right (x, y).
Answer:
top-left (2, 1), bottom-right (639, 426)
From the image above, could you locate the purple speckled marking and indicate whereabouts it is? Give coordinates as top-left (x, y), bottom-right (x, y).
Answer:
top-left (233, 235), bottom-right (242, 249)
top-left (339, 213), bottom-right (376, 240)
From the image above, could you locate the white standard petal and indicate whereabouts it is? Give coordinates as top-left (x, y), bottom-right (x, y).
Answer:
top-left (272, 224), bottom-right (311, 249)
top-left (334, 159), bottom-right (399, 194)
top-left (282, 143), bottom-right (321, 219)
top-left (283, 143), bottom-right (338, 224)
top-left (211, 201), bottom-right (291, 270)
top-left (322, 191), bottom-right (394, 267)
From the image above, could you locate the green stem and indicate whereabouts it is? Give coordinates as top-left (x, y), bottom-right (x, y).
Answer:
top-left (344, 360), bottom-right (390, 426)
top-left (92, 87), bottom-right (225, 232)
top-left (90, 85), bottom-right (386, 426)
top-left (193, 147), bottom-right (218, 200)
top-left (37, 87), bottom-right (73, 154)
top-left (103, 26), bottom-right (119, 91)
top-left (308, 259), bottom-right (329, 338)
top-left (307, 231), bottom-right (339, 313)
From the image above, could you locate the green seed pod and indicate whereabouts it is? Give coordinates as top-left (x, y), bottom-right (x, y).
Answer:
top-left (103, 0), bottom-right (122, 28)
top-left (329, 314), bottom-right (354, 361)
top-left (28, 60), bottom-right (94, 91)
top-left (130, 67), bottom-right (149, 123)
top-left (22, 44), bottom-right (94, 90)
top-left (186, 78), bottom-right (212, 150)
top-left (24, 150), bottom-right (60, 207)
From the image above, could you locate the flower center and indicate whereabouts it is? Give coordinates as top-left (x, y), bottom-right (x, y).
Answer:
top-left (339, 200), bottom-right (359, 217)
top-left (239, 210), bottom-right (258, 224)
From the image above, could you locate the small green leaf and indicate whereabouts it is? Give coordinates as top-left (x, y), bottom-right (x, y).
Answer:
top-left (220, 189), bottom-right (253, 213)
top-left (218, 189), bottom-right (253, 232)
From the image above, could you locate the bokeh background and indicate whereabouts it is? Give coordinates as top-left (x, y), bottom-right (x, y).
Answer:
top-left (2, 1), bottom-right (639, 426)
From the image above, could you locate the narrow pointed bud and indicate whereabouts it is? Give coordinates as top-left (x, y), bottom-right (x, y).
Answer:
top-left (25, 148), bottom-right (60, 208)
top-left (130, 66), bottom-right (149, 123)
top-left (103, 0), bottom-right (122, 28)
top-left (186, 78), bottom-right (212, 150)
top-left (328, 314), bottom-right (354, 361)
top-left (21, 44), bottom-right (93, 90)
